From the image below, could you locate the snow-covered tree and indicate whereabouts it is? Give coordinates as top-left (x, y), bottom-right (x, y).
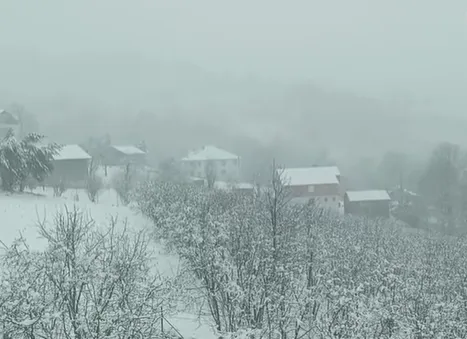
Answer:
top-left (419, 142), bottom-right (467, 233)
top-left (205, 160), bottom-right (217, 189)
top-left (135, 169), bottom-right (324, 337)
top-left (135, 174), bottom-right (467, 338)
top-left (86, 158), bottom-right (103, 202)
top-left (0, 131), bottom-right (60, 192)
top-left (0, 207), bottom-right (175, 339)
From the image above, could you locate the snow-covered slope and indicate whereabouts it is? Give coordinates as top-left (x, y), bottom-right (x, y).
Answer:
top-left (0, 188), bottom-right (215, 339)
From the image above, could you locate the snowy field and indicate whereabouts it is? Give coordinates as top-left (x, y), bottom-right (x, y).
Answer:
top-left (0, 188), bottom-right (215, 339)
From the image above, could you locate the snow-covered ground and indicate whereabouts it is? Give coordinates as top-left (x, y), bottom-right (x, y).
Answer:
top-left (0, 188), bottom-right (215, 339)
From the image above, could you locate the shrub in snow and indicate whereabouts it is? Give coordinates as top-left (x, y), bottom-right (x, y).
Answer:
top-left (52, 179), bottom-right (67, 197)
top-left (135, 170), bottom-right (467, 338)
top-left (0, 207), bottom-right (174, 339)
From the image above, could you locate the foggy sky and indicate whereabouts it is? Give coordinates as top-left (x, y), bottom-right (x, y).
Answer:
top-left (1, 0), bottom-right (466, 114)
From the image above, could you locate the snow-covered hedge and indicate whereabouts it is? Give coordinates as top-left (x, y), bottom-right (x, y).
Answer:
top-left (135, 179), bottom-right (467, 339)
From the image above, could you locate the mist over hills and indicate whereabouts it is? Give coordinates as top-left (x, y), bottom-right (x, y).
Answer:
top-left (0, 52), bottom-right (464, 171)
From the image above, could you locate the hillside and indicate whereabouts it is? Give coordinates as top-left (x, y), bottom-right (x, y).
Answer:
top-left (0, 188), bottom-right (215, 339)
top-left (1, 55), bottom-right (463, 164)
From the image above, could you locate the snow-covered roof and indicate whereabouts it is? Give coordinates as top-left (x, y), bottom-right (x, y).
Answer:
top-left (54, 145), bottom-right (92, 161)
top-left (346, 190), bottom-right (391, 202)
top-left (112, 145), bottom-right (146, 155)
top-left (282, 167), bottom-right (340, 186)
top-left (182, 145), bottom-right (239, 161)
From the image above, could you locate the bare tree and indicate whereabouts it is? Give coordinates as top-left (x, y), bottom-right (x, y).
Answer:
top-left (0, 207), bottom-right (174, 339)
top-left (113, 162), bottom-right (133, 205)
top-left (53, 177), bottom-right (67, 197)
top-left (263, 160), bottom-right (300, 339)
top-left (205, 160), bottom-right (217, 189)
top-left (86, 158), bottom-right (103, 203)
top-left (135, 173), bottom-right (467, 338)
top-left (419, 142), bottom-right (463, 232)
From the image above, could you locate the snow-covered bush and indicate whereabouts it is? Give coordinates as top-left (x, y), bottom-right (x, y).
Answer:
top-left (135, 177), bottom-right (467, 339)
top-left (52, 179), bottom-right (67, 197)
top-left (0, 207), bottom-right (174, 339)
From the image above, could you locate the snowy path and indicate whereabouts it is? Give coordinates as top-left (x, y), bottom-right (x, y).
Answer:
top-left (0, 188), bottom-right (215, 339)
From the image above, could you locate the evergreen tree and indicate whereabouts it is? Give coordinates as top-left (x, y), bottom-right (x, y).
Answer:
top-left (0, 130), bottom-right (60, 192)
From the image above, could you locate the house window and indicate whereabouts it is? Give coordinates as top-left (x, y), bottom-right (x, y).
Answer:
top-left (221, 160), bottom-right (226, 167)
top-left (332, 197), bottom-right (336, 202)
top-left (308, 185), bottom-right (315, 193)
top-left (324, 197), bottom-right (328, 202)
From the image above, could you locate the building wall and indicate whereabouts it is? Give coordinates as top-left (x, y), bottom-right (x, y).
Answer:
top-left (181, 158), bottom-right (240, 181)
top-left (120, 153), bottom-right (146, 166)
top-left (288, 183), bottom-right (341, 211)
top-left (338, 175), bottom-right (347, 197)
top-left (103, 148), bottom-right (146, 166)
top-left (344, 198), bottom-right (390, 218)
top-left (45, 159), bottom-right (90, 188)
top-left (288, 183), bottom-right (340, 197)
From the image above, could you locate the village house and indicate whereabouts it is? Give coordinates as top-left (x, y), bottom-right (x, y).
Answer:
top-left (180, 145), bottom-right (241, 181)
top-left (103, 145), bottom-right (146, 166)
top-left (0, 109), bottom-right (21, 139)
top-left (344, 190), bottom-right (392, 218)
top-left (46, 144), bottom-right (92, 188)
top-left (282, 166), bottom-right (342, 211)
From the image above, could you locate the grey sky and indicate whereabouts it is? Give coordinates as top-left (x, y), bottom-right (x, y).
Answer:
top-left (1, 0), bottom-right (466, 113)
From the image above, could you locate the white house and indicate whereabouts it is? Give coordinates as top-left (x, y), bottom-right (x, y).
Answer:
top-left (45, 144), bottom-right (92, 188)
top-left (0, 109), bottom-right (21, 139)
top-left (180, 145), bottom-right (241, 181)
top-left (282, 166), bottom-right (342, 212)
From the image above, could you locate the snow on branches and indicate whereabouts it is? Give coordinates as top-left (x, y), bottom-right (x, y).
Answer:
top-left (135, 177), bottom-right (467, 339)
top-left (0, 131), bottom-right (60, 192)
top-left (0, 207), bottom-right (174, 339)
